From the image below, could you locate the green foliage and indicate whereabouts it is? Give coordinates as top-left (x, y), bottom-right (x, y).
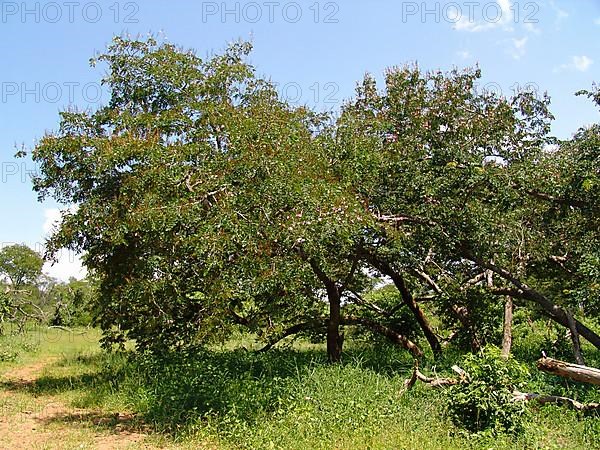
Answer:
top-left (2, 327), bottom-right (600, 448)
top-left (447, 346), bottom-right (530, 435)
top-left (0, 347), bottom-right (18, 362)
top-left (0, 244), bottom-right (45, 330)
top-left (48, 278), bottom-right (95, 327)
top-left (29, 36), bottom-right (352, 352)
top-left (25, 35), bottom-right (600, 366)
top-left (0, 326), bottom-right (40, 360)
top-left (0, 289), bottom-right (11, 331)
top-left (92, 346), bottom-right (442, 448)
top-left (0, 244), bottom-right (43, 288)
top-left (347, 284), bottom-right (424, 343)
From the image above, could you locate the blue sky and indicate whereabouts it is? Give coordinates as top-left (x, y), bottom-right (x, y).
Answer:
top-left (0, 0), bottom-right (598, 280)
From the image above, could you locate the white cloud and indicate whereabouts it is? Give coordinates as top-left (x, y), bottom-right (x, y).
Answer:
top-left (573, 55), bottom-right (593, 71)
top-left (42, 208), bottom-right (61, 236)
top-left (554, 55), bottom-right (594, 73)
top-left (497, 0), bottom-right (512, 15)
top-left (594, 17), bottom-right (600, 26)
top-left (457, 50), bottom-right (472, 60)
top-left (453, 0), bottom-right (514, 32)
top-left (43, 252), bottom-right (86, 282)
top-left (523, 22), bottom-right (541, 34)
top-left (509, 37), bottom-right (528, 59)
top-left (41, 208), bottom-right (86, 282)
top-left (548, 0), bottom-right (569, 26)
top-left (451, 0), bottom-right (546, 35)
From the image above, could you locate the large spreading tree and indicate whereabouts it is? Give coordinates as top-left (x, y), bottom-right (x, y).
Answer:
top-left (29, 37), bottom-right (600, 361)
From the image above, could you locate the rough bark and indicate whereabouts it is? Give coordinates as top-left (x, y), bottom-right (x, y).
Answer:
top-left (327, 290), bottom-right (343, 363)
top-left (411, 266), bottom-right (481, 351)
top-left (366, 256), bottom-right (442, 356)
top-left (392, 270), bottom-right (442, 356)
top-left (302, 254), bottom-right (345, 363)
top-left (501, 297), bottom-right (513, 359)
top-left (536, 357), bottom-right (600, 386)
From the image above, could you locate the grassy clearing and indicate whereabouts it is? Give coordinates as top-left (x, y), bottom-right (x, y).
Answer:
top-left (0, 326), bottom-right (599, 449)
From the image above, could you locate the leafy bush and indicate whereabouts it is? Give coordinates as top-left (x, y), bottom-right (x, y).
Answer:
top-left (0, 348), bottom-right (18, 362)
top-left (447, 346), bottom-right (530, 435)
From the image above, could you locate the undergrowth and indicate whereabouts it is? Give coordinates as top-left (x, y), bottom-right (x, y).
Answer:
top-left (1, 326), bottom-right (599, 449)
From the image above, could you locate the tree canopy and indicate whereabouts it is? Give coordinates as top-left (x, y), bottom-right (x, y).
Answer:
top-left (0, 244), bottom-right (43, 288)
top-left (28, 37), bottom-right (600, 362)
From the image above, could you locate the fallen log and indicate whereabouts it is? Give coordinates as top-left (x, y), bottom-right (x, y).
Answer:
top-left (403, 360), bottom-right (465, 390)
top-left (513, 391), bottom-right (600, 412)
top-left (48, 325), bottom-right (73, 332)
top-left (403, 358), bottom-right (600, 413)
top-left (536, 357), bottom-right (600, 386)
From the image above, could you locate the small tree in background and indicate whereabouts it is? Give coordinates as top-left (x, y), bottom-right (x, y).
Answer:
top-left (0, 244), bottom-right (44, 332)
top-left (0, 244), bottom-right (43, 289)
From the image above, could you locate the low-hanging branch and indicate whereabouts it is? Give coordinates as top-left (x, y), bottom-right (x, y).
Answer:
top-left (347, 289), bottom-right (390, 317)
top-left (463, 251), bottom-right (600, 350)
top-left (258, 316), bottom-right (423, 358)
top-left (258, 320), bottom-right (325, 353)
top-left (360, 251), bottom-right (441, 356)
top-left (341, 316), bottom-right (423, 358)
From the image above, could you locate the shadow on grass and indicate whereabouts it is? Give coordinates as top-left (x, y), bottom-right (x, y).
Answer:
top-left (1, 372), bottom-right (108, 394)
top-left (1, 343), bottom-right (418, 435)
top-left (0, 351), bottom-right (130, 409)
top-left (34, 409), bottom-right (149, 436)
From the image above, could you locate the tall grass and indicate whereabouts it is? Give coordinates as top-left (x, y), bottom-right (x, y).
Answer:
top-left (83, 343), bottom-right (600, 449)
top-left (1, 325), bottom-right (599, 449)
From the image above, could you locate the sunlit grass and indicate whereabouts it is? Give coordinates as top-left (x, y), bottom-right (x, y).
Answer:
top-left (0, 325), bottom-right (598, 449)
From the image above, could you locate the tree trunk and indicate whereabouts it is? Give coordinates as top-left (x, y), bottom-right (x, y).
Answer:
top-left (300, 253), bottom-right (345, 363)
top-left (327, 290), bottom-right (343, 363)
top-left (537, 357), bottom-right (600, 386)
top-left (368, 257), bottom-right (442, 356)
top-left (565, 309), bottom-right (585, 365)
top-left (501, 297), bottom-right (513, 358)
top-left (342, 316), bottom-right (423, 358)
top-left (392, 271), bottom-right (442, 357)
top-left (464, 252), bottom-right (600, 351)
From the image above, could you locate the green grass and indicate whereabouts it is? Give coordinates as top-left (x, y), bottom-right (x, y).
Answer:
top-left (0, 325), bottom-right (599, 449)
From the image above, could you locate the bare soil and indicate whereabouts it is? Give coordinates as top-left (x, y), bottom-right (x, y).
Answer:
top-left (0, 357), bottom-right (149, 449)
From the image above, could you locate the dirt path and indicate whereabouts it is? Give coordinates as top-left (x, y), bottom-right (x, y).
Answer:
top-left (0, 357), bottom-right (150, 450)
top-left (2, 356), bottom-right (59, 383)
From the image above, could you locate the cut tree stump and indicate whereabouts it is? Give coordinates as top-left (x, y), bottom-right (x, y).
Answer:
top-left (536, 357), bottom-right (600, 386)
